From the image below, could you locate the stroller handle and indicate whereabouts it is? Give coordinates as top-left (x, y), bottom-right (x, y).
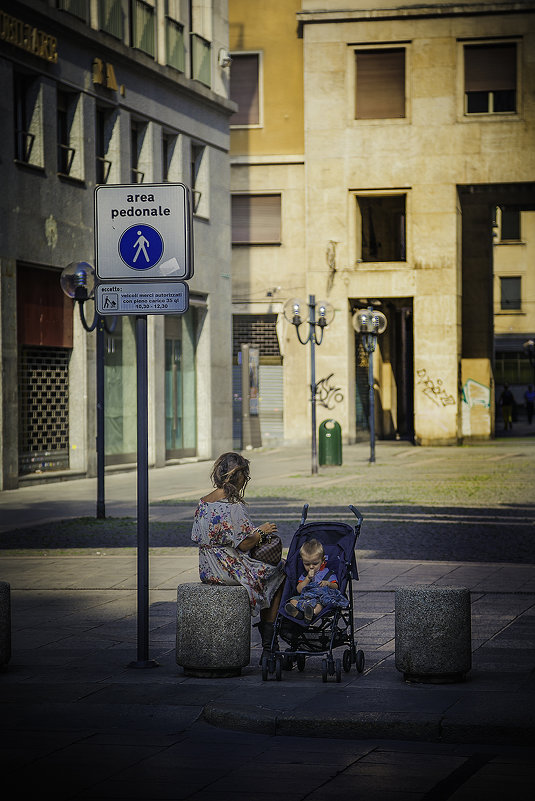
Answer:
top-left (300, 503), bottom-right (309, 525)
top-left (349, 504), bottom-right (363, 527)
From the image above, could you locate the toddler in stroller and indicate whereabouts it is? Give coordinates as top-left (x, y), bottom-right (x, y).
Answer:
top-left (284, 538), bottom-right (349, 622)
top-left (261, 504), bottom-right (365, 682)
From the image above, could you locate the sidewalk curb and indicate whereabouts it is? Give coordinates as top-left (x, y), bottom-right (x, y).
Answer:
top-left (202, 702), bottom-right (535, 745)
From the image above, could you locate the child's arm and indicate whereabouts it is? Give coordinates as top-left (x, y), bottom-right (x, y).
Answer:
top-left (319, 573), bottom-right (338, 588)
top-left (296, 569), bottom-right (316, 593)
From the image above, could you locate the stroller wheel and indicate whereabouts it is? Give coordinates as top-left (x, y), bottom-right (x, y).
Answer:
top-left (328, 657), bottom-right (335, 676)
top-left (335, 658), bottom-right (342, 683)
top-left (282, 653), bottom-right (293, 671)
top-left (275, 655), bottom-right (283, 681)
top-left (356, 649), bottom-right (365, 673)
top-left (321, 658), bottom-right (328, 683)
top-left (261, 653), bottom-right (269, 681)
top-left (343, 649), bottom-right (352, 673)
top-left (296, 654), bottom-right (306, 672)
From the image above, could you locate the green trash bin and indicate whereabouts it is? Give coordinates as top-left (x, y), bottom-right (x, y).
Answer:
top-left (318, 419), bottom-right (342, 466)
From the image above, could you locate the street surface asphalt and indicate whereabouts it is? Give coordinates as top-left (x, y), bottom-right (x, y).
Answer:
top-left (0, 434), bottom-right (534, 799)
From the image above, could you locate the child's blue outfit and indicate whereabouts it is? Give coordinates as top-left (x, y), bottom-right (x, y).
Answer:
top-left (289, 559), bottom-right (349, 614)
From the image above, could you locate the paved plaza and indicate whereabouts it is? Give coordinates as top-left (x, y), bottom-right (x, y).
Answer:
top-left (0, 437), bottom-right (534, 799)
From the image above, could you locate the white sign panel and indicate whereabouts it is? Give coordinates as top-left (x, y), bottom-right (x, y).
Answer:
top-left (96, 281), bottom-right (189, 316)
top-left (95, 183), bottom-right (193, 280)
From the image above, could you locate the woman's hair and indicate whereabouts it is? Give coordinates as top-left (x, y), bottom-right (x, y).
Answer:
top-left (210, 452), bottom-right (251, 503)
top-left (300, 538), bottom-right (324, 560)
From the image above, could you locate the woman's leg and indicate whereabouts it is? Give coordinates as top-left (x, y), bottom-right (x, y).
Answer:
top-left (261, 579), bottom-right (285, 623)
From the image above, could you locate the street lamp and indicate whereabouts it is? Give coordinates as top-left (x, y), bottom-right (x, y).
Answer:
top-left (284, 294), bottom-right (334, 475)
top-left (352, 306), bottom-right (387, 463)
top-left (60, 261), bottom-right (116, 518)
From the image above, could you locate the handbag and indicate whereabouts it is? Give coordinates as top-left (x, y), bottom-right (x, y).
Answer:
top-left (250, 532), bottom-right (283, 566)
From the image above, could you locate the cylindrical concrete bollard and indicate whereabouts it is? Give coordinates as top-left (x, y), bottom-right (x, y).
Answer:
top-left (176, 583), bottom-right (251, 677)
top-left (0, 581), bottom-right (11, 667)
top-left (395, 585), bottom-right (471, 683)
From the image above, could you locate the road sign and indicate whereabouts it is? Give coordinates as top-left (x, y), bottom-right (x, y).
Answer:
top-left (95, 183), bottom-right (193, 281)
top-left (95, 280), bottom-right (189, 315)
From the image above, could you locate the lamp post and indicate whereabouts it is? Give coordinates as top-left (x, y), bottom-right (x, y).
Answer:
top-left (283, 294), bottom-right (334, 475)
top-left (352, 306), bottom-right (387, 463)
top-left (60, 261), bottom-right (116, 518)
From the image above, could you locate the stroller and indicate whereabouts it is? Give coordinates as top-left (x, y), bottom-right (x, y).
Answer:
top-left (261, 503), bottom-right (365, 682)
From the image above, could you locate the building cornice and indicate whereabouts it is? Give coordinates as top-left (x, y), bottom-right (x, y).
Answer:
top-left (297, 2), bottom-right (535, 32)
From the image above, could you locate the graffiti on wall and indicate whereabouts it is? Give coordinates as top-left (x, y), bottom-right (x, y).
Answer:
top-left (416, 368), bottom-right (455, 407)
top-left (461, 379), bottom-right (490, 409)
top-left (316, 373), bottom-right (344, 409)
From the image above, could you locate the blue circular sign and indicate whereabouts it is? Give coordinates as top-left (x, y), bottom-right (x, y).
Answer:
top-left (119, 224), bottom-right (164, 270)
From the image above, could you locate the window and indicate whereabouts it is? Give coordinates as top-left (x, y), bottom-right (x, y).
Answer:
top-left (190, 142), bottom-right (208, 214)
top-left (230, 54), bottom-right (260, 126)
top-left (131, 119), bottom-right (147, 183)
top-left (57, 90), bottom-right (77, 176)
top-left (131, 0), bottom-right (155, 58)
top-left (500, 277), bottom-right (521, 310)
top-left (96, 107), bottom-right (113, 184)
top-left (166, 17), bottom-right (185, 72)
top-left (495, 351), bottom-right (532, 384)
top-left (464, 43), bottom-right (516, 114)
top-left (14, 72), bottom-right (41, 166)
top-left (162, 131), bottom-right (178, 182)
top-left (357, 195), bottom-right (406, 262)
top-left (99, 0), bottom-right (123, 39)
top-left (57, 0), bottom-right (88, 22)
top-left (232, 195), bottom-right (282, 245)
top-left (191, 33), bottom-right (211, 86)
top-left (500, 207), bottom-right (521, 241)
top-left (355, 48), bottom-right (405, 119)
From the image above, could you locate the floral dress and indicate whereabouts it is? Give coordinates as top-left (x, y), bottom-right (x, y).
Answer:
top-left (191, 500), bottom-right (285, 617)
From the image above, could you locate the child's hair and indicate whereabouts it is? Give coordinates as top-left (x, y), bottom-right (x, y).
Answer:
top-left (210, 452), bottom-right (250, 503)
top-left (300, 538), bottom-right (324, 560)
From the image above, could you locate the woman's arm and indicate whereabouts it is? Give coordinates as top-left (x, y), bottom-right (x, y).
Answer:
top-left (237, 522), bottom-right (277, 553)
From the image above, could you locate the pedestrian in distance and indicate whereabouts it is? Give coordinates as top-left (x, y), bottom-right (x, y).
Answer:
top-left (525, 384), bottom-right (535, 424)
top-left (284, 538), bottom-right (349, 622)
top-left (499, 383), bottom-right (515, 430)
top-left (191, 452), bottom-right (285, 661)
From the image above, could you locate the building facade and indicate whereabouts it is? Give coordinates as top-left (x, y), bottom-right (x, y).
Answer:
top-left (229, 0), bottom-right (535, 449)
top-left (0, 0), bottom-right (235, 490)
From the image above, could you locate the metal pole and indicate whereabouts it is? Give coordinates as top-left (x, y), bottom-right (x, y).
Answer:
top-left (96, 317), bottom-right (105, 519)
top-left (309, 295), bottom-right (318, 475)
top-left (241, 343), bottom-right (250, 450)
top-left (368, 336), bottom-right (375, 464)
top-left (129, 315), bottom-right (158, 669)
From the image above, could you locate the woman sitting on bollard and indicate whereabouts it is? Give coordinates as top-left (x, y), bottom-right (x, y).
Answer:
top-left (191, 452), bottom-right (285, 661)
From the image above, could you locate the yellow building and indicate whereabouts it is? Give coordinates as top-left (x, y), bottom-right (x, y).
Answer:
top-left (229, 0), bottom-right (535, 448)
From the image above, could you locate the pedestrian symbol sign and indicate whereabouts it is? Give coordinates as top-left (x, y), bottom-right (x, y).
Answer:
top-left (95, 183), bottom-right (193, 281)
top-left (119, 225), bottom-right (164, 270)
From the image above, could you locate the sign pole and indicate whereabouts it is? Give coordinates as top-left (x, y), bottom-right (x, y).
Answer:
top-left (129, 315), bottom-right (158, 669)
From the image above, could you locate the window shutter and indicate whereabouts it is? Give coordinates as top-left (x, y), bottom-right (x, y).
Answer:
top-left (465, 44), bottom-right (516, 92)
top-left (232, 195), bottom-right (281, 244)
top-left (356, 49), bottom-right (405, 119)
top-left (230, 54), bottom-right (260, 125)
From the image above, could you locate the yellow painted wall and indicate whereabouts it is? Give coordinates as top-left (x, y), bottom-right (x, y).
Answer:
top-left (229, 0), bottom-right (304, 155)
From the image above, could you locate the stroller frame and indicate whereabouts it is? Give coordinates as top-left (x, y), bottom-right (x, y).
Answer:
top-left (261, 503), bottom-right (365, 682)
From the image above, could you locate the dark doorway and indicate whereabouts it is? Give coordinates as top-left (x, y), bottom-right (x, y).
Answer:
top-left (352, 298), bottom-right (414, 442)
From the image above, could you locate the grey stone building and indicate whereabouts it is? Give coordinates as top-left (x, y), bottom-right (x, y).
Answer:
top-left (0, 0), bottom-right (235, 489)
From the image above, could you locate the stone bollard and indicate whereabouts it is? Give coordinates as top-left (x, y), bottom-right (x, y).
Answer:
top-left (395, 585), bottom-right (471, 683)
top-left (0, 581), bottom-right (11, 667)
top-left (176, 583), bottom-right (251, 677)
